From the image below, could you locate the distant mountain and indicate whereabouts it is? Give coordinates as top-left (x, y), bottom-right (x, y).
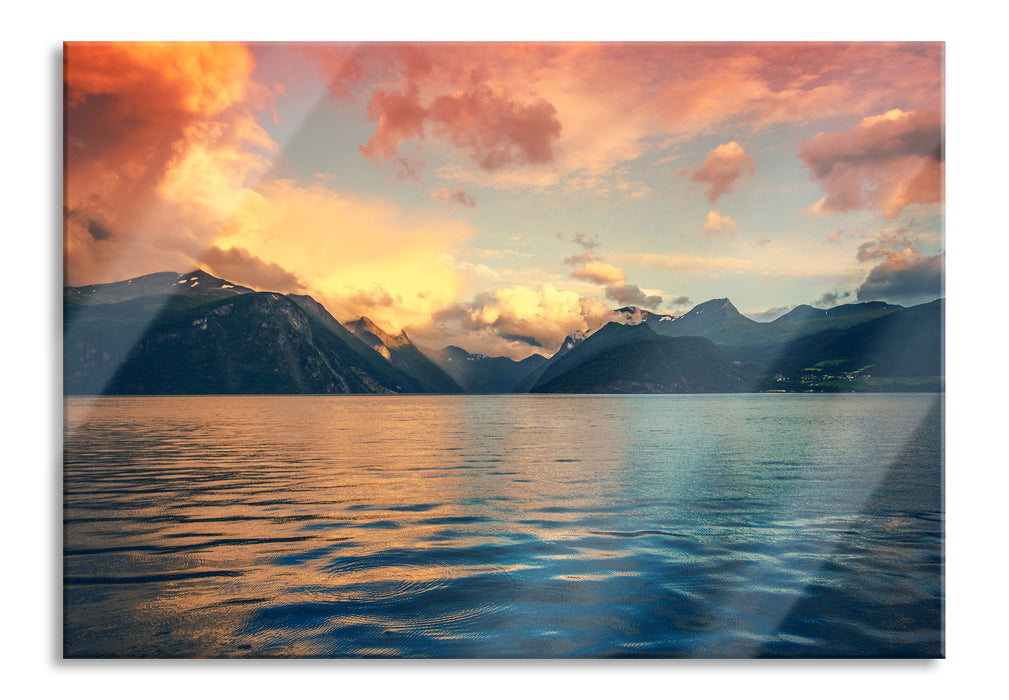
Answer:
top-left (532, 335), bottom-right (750, 394)
top-left (758, 298), bottom-right (944, 391)
top-left (521, 296), bottom-right (941, 394)
top-left (512, 328), bottom-right (592, 392)
top-left (65, 271), bottom-right (449, 395)
top-left (772, 304), bottom-right (827, 323)
top-left (71, 292), bottom-right (420, 394)
top-left (287, 296), bottom-right (437, 393)
top-left (714, 299), bottom-right (913, 373)
top-left (521, 321), bottom-right (657, 393)
top-left (347, 317), bottom-right (462, 393)
top-left (766, 300), bottom-right (904, 324)
top-left (606, 297), bottom-right (907, 351)
top-left (819, 301), bottom-right (904, 318)
top-left (644, 298), bottom-right (763, 345)
top-left (430, 346), bottom-right (548, 394)
top-left (65, 269), bottom-right (254, 305)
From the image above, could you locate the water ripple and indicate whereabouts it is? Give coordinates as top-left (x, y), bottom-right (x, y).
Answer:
top-left (63, 394), bottom-right (943, 658)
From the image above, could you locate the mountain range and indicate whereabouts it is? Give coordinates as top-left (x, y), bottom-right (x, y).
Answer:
top-left (64, 270), bottom-right (944, 395)
top-left (431, 346), bottom-right (547, 393)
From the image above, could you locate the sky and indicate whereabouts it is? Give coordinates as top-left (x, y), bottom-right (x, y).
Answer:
top-left (63, 41), bottom-right (944, 359)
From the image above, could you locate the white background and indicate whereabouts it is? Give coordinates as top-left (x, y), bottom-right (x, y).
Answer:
top-left (5, 2), bottom-right (1000, 697)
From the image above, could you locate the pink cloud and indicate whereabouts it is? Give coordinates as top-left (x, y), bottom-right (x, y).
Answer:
top-left (63, 42), bottom-right (271, 285)
top-left (799, 106), bottom-right (943, 218)
top-left (430, 187), bottom-right (476, 208)
top-left (691, 141), bottom-right (756, 203)
top-left (338, 45), bottom-right (563, 173)
top-left (428, 84), bottom-right (561, 170)
top-left (360, 83), bottom-right (562, 172)
top-left (856, 231), bottom-right (913, 262)
top-left (360, 88), bottom-right (427, 161)
top-left (315, 45), bottom-right (367, 98)
top-left (638, 43), bottom-right (942, 140)
top-left (311, 43), bottom-right (941, 186)
top-left (851, 230), bottom-right (942, 302)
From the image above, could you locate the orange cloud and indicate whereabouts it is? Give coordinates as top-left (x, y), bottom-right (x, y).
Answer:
top-left (691, 141), bottom-right (756, 203)
top-left (799, 106), bottom-right (943, 218)
top-left (701, 210), bottom-right (739, 237)
top-left (424, 283), bottom-right (613, 358)
top-left (571, 261), bottom-right (628, 285)
top-left (212, 179), bottom-right (473, 333)
top-left (63, 41), bottom-right (271, 285)
top-left (856, 231), bottom-right (913, 262)
top-left (64, 42), bottom-right (477, 337)
top-left (563, 235), bottom-right (664, 309)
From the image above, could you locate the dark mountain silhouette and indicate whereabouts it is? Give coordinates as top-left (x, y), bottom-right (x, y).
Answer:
top-left (516, 297), bottom-right (941, 394)
top-left (610, 298), bottom-right (905, 350)
top-left (532, 335), bottom-right (750, 394)
top-left (772, 304), bottom-right (828, 323)
top-left (347, 317), bottom-right (462, 393)
top-left (66, 271), bottom-right (447, 395)
top-left (429, 346), bottom-right (548, 393)
top-left (521, 322), bottom-right (657, 392)
top-left (763, 301), bottom-right (906, 344)
top-left (64, 269), bottom-right (254, 306)
top-left (756, 299), bottom-right (944, 391)
top-left (286, 296), bottom-right (440, 393)
top-left (646, 298), bottom-right (762, 345)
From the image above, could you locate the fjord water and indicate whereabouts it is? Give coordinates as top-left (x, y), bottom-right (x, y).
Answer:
top-left (63, 394), bottom-right (943, 658)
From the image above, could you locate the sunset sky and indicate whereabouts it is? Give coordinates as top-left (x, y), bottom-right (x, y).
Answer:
top-left (63, 41), bottom-right (944, 358)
